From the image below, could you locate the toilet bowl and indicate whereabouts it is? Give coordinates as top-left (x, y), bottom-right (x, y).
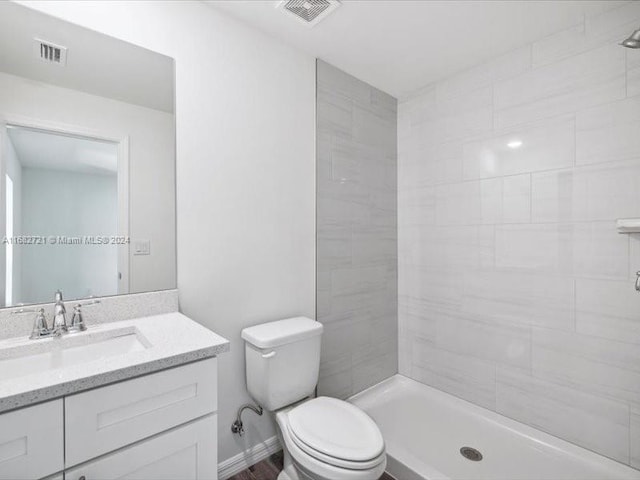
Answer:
top-left (241, 317), bottom-right (387, 480)
top-left (275, 397), bottom-right (387, 480)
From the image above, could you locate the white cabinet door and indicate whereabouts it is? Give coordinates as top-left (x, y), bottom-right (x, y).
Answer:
top-left (65, 358), bottom-right (217, 467)
top-left (0, 400), bottom-right (63, 480)
top-left (65, 414), bottom-right (217, 480)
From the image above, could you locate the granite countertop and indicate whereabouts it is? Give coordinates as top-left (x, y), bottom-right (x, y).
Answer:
top-left (0, 312), bottom-right (229, 413)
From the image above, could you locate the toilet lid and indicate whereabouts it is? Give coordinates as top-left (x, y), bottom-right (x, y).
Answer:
top-left (287, 397), bottom-right (384, 463)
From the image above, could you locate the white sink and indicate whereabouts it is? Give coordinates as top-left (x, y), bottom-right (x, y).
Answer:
top-left (0, 327), bottom-right (149, 381)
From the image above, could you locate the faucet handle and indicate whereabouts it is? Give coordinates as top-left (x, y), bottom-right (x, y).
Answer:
top-left (68, 304), bottom-right (87, 333)
top-left (67, 299), bottom-right (100, 333)
top-left (29, 308), bottom-right (50, 340)
top-left (10, 307), bottom-right (50, 340)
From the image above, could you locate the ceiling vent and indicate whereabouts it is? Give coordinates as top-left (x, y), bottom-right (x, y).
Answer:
top-left (34, 38), bottom-right (67, 66)
top-left (276, 0), bottom-right (341, 27)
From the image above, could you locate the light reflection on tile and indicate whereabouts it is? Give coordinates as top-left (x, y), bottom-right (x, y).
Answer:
top-left (462, 116), bottom-right (575, 180)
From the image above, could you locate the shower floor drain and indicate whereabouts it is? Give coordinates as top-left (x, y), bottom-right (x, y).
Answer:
top-left (460, 446), bottom-right (483, 461)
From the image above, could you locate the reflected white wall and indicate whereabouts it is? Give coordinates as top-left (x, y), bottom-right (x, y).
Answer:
top-left (20, 168), bottom-right (118, 303)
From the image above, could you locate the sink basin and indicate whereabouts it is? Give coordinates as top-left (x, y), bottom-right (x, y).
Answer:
top-left (0, 327), bottom-right (149, 381)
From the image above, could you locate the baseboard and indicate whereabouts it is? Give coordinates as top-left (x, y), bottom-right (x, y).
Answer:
top-left (218, 435), bottom-right (282, 480)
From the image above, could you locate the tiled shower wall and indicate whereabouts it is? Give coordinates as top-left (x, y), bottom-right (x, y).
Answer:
top-left (316, 60), bottom-right (398, 399)
top-left (398, 2), bottom-right (640, 467)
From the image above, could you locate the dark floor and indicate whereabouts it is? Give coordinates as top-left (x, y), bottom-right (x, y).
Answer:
top-left (228, 450), bottom-right (395, 480)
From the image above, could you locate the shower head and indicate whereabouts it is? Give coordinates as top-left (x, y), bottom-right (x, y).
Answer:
top-left (621, 28), bottom-right (640, 49)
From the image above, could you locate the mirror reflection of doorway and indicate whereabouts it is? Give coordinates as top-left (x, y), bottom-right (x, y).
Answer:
top-left (2, 125), bottom-right (121, 306)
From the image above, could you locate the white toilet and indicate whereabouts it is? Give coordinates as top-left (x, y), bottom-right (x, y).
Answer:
top-left (241, 317), bottom-right (387, 480)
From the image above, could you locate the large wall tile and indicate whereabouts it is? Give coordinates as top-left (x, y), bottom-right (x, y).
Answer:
top-left (317, 60), bottom-right (397, 397)
top-left (494, 44), bottom-right (625, 128)
top-left (352, 339), bottom-right (398, 394)
top-left (408, 226), bottom-right (491, 269)
top-left (628, 63), bottom-right (640, 98)
top-left (532, 24), bottom-right (586, 68)
top-left (462, 116), bottom-right (575, 180)
top-left (399, 265), bottom-right (461, 312)
top-left (572, 222), bottom-right (629, 279)
top-left (317, 224), bottom-right (352, 272)
top-left (531, 160), bottom-right (640, 223)
top-left (434, 311), bottom-right (531, 369)
top-left (435, 181), bottom-right (481, 225)
top-left (437, 46), bottom-right (531, 100)
top-left (629, 47), bottom-right (640, 97)
top-left (533, 1), bottom-right (640, 67)
top-left (502, 174), bottom-right (531, 223)
top-left (632, 409), bottom-right (640, 469)
top-left (402, 85), bottom-right (493, 147)
top-left (435, 86), bottom-right (493, 142)
top-left (532, 327), bottom-right (640, 408)
top-left (462, 270), bottom-right (574, 330)
top-left (412, 338), bottom-right (497, 410)
top-left (631, 234), bottom-right (640, 279)
top-left (398, 334), bottom-right (413, 376)
top-left (576, 96), bottom-right (640, 165)
top-left (495, 224), bottom-right (574, 273)
top-left (576, 277), bottom-right (640, 344)
top-left (496, 367), bottom-right (630, 463)
top-left (398, 186), bottom-right (436, 227)
top-left (399, 310), bottom-right (437, 343)
top-left (318, 353), bottom-right (352, 400)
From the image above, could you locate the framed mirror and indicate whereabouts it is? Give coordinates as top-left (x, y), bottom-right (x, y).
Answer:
top-left (0, 2), bottom-right (176, 308)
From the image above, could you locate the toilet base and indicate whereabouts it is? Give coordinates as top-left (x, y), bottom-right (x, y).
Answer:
top-left (277, 436), bottom-right (313, 480)
top-left (277, 464), bottom-right (307, 480)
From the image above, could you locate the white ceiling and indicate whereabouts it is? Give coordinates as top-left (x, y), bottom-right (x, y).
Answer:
top-left (0, 1), bottom-right (174, 113)
top-left (207, 0), bottom-right (627, 99)
top-left (8, 126), bottom-right (118, 176)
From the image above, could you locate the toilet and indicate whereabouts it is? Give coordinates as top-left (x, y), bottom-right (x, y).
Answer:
top-left (241, 317), bottom-right (387, 480)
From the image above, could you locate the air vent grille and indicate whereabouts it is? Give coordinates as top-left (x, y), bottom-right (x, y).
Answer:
top-left (34, 38), bottom-right (67, 66)
top-left (277, 0), bottom-right (340, 27)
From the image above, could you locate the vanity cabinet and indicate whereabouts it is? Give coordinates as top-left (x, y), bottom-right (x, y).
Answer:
top-left (0, 358), bottom-right (218, 480)
top-left (65, 414), bottom-right (216, 480)
top-left (0, 400), bottom-right (63, 479)
top-left (65, 358), bottom-right (217, 467)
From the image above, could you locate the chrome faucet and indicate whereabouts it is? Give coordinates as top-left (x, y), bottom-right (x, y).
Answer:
top-left (10, 291), bottom-right (100, 340)
top-left (51, 290), bottom-right (68, 336)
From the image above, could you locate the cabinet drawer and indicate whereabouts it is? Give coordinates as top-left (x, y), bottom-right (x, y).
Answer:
top-left (65, 357), bottom-right (217, 467)
top-left (0, 400), bottom-right (63, 480)
top-left (65, 414), bottom-right (217, 480)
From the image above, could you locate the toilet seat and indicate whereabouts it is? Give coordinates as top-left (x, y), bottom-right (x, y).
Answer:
top-left (285, 397), bottom-right (385, 470)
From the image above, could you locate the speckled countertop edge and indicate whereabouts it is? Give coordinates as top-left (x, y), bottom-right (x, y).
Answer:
top-left (0, 312), bottom-right (229, 413)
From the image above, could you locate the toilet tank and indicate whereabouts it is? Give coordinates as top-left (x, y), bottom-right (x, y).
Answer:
top-left (241, 317), bottom-right (323, 411)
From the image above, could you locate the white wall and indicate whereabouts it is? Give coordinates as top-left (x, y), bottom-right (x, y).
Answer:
top-left (20, 168), bottom-right (118, 303)
top-left (398, 1), bottom-right (640, 467)
top-left (16, 0), bottom-right (316, 466)
top-left (0, 71), bottom-right (175, 295)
